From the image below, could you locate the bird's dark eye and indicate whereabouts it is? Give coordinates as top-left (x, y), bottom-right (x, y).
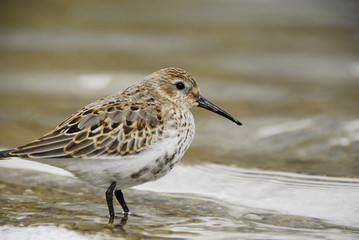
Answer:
top-left (175, 82), bottom-right (185, 90)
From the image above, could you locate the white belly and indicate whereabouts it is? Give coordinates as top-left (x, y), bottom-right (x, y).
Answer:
top-left (36, 117), bottom-right (195, 189)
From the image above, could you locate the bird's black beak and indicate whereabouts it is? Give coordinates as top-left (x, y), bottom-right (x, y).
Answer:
top-left (197, 95), bottom-right (242, 125)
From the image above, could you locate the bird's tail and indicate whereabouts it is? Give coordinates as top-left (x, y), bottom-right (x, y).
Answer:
top-left (0, 149), bottom-right (13, 159)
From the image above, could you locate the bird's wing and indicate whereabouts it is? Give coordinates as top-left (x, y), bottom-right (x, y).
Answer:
top-left (6, 101), bottom-right (166, 159)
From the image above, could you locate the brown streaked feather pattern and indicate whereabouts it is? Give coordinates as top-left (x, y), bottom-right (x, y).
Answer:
top-left (8, 87), bottom-right (167, 159)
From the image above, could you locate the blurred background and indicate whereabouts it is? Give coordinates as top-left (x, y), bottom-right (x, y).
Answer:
top-left (1, 0), bottom-right (358, 177)
top-left (1, 0), bottom-right (359, 238)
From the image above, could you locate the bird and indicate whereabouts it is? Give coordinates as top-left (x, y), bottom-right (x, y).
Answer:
top-left (0, 67), bottom-right (241, 220)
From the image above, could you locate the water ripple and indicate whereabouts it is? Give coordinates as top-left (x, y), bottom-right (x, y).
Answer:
top-left (136, 163), bottom-right (359, 228)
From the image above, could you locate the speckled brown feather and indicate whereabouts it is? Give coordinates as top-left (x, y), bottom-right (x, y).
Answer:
top-left (6, 85), bottom-right (168, 159)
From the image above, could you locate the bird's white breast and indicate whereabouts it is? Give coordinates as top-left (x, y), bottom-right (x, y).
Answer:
top-left (37, 110), bottom-right (195, 189)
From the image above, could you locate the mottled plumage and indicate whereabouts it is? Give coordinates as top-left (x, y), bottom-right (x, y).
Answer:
top-left (0, 67), bottom-right (241, 219)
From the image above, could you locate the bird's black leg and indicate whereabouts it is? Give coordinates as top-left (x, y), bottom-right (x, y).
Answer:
top-left (106, 182), bottom-right (117, 219)
top-left (115, 189), bottom-right (130, 214)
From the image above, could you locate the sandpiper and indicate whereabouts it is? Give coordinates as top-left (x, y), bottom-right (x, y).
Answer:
top-left (0, 67), bottom-right (241, 219)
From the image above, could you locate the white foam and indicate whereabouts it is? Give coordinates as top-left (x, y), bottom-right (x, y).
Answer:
top-left (76, 75), bottom-right (112, 89)
top-left (348, 63), bottom-right (359, 78)
top-left (329, 137), bottom-right (351, 146)
top-left (344, 119), bottom-right (359, 132)
top-left (256, 119), bottom-right (313, 138)
top-left (0, 225), bottom-right (94, 240)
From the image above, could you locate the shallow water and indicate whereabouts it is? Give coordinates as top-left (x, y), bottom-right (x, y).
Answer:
top-left (0, 163), bottom-right (358, 239)
top-left (1, 0), bottom-right (359, 239)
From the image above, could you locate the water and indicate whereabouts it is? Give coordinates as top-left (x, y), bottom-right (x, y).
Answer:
top-left (1, 162), bottom-right (358, 239)
top-left (1, 0), bottom-right (359, 239)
